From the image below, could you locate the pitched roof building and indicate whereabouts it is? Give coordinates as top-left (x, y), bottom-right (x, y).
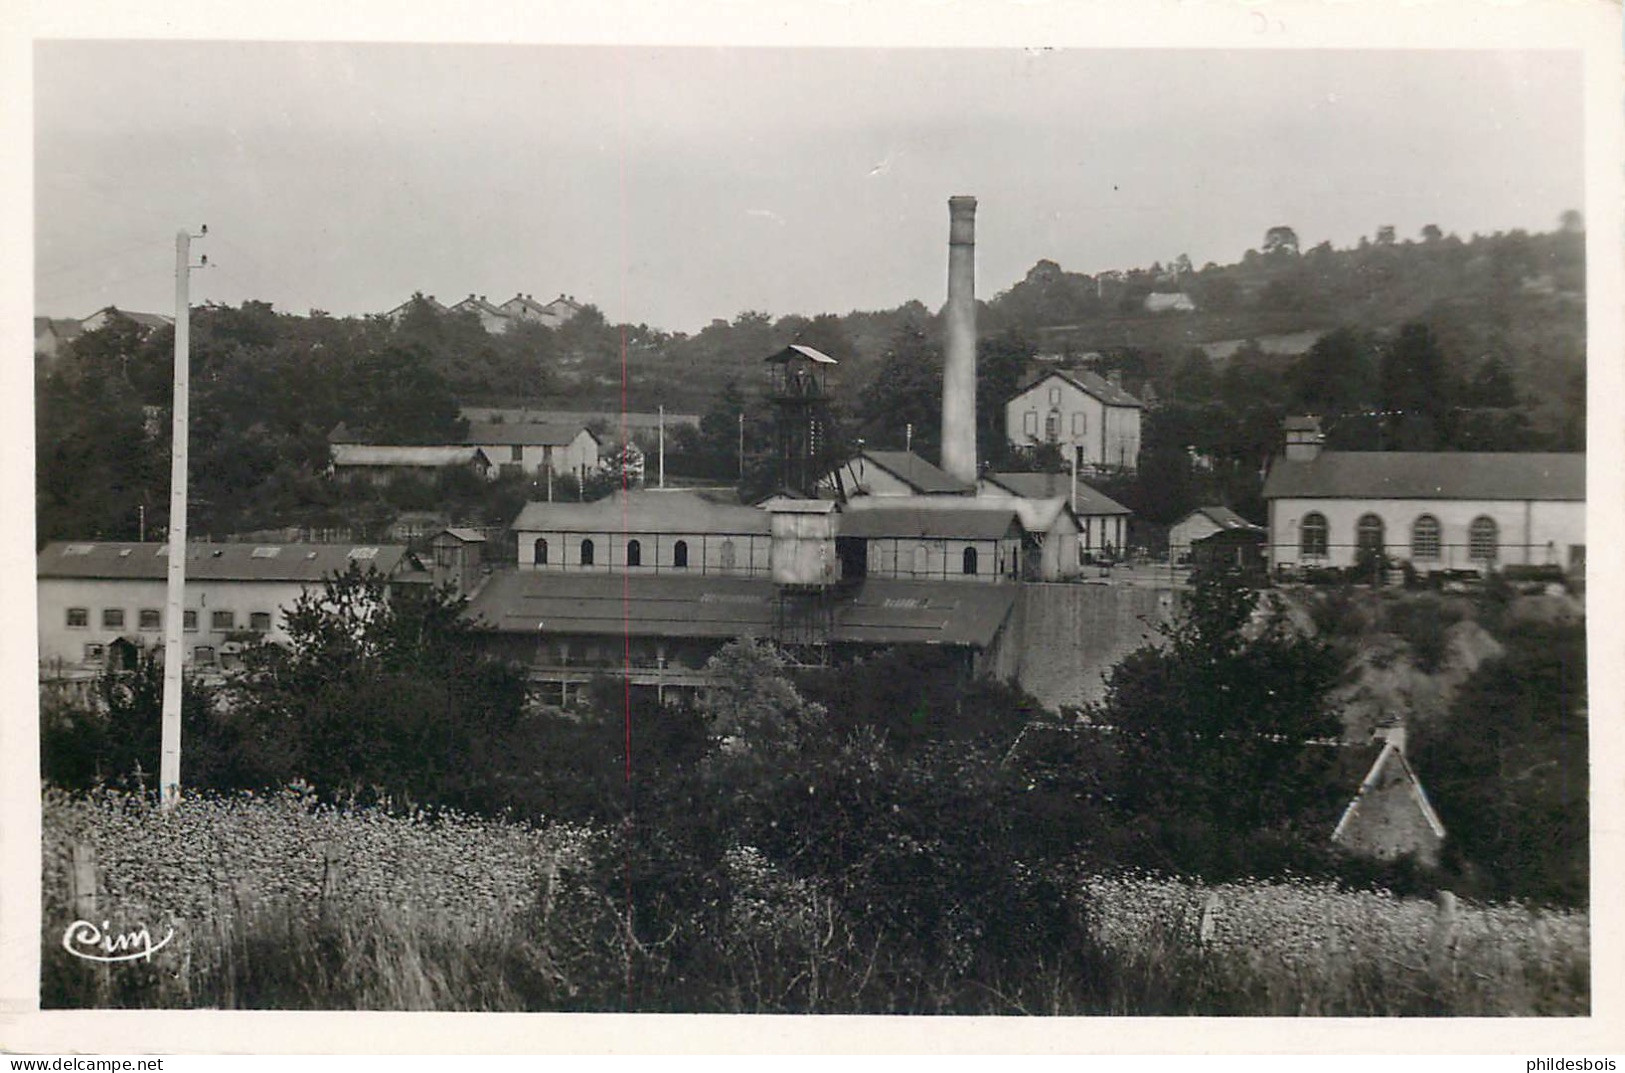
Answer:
top-left (1262, 418), bottom-right (1585, 575)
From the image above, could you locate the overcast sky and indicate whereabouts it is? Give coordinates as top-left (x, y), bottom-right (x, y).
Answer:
top-left (35, 43), bottom-right (1583, 333)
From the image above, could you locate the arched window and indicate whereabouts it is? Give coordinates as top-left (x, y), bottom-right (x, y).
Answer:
top-left (1356, 514), bottom-right (1385, 556)
top-left (673, 540), bottom-right (689, 569)
top-left (626, 539), bottom-right (642, 568)
top-left (720, 539), bottom-right (736, 571)
top-left (962, 546), bottom-right (979, 575)
top-left (913, 545), bottom-right (931, 577)
top-left (1469, 516), bottom-right (1499, 563)
top-left (1300, 512), bottom-right (1328, 558)
top-left (534, 538), bottom-right (548, 566)
top-left (580, 538), bottom-right (595, 566)
top-left (1410, 515), bottom-right (1441, 560)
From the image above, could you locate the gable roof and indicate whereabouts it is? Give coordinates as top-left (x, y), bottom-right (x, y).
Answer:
top-left (1332, 740), bottom-right (1447, 844)
top-left (83, 307), bottom-right (174, 332)
top-left (838, 507), bottom-right (1022, 542)
top-left (1263, 452), bottom-right (1585, 502)
top-left (1017, 368), bottom-right (1144, 409)
top-left (764, 344), bottom-right (838, 365)
top-left (463, 421), bottom-right (598, 447)
top-left (512, 489), bottom-right (772, 536)
top-left (450, 295), bottom-right (510, 319)
top-left (1180, 505), bottom-right (1262, 531)
top-left (851, 450), bottom-right (975, 495)
top-left (38, 541), bottom-right (414, 583)
top-left (981, 473), bottom-right (1133, 517)
top-left (332, 444), bottom-right (490, 468)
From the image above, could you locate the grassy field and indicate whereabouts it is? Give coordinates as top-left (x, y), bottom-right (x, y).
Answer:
top-left (41, 788), bottom-right (1588, 1014)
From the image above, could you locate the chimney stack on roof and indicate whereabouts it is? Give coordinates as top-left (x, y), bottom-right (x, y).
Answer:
top-left (941, 196), bottom-right (979, 484)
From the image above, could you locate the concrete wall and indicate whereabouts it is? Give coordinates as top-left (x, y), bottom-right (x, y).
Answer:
top-left (998, 582), bottom-right (1179, 709)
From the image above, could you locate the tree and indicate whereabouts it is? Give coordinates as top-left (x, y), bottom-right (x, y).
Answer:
top-left (977, 327), bottom-right (1036, 462)
top-left (1378, 322), bottom-right (1452, 449)
top-left (1289, 326), bottom-right (1378, 418)
top-left (1263, 225), bottom-right (1300, 257)
top-left (1170, 349), bottom-right (1218, 402)
top-left (228, 564), bottom-right (532, 810)
top-left (1412, 624), bottom-right (1587, 905)
top-left (1420, 224), bottom-right (1444, 243)
top-left (1375, 225), bottom-right (1397, 247)
top-left (1093, 572), bottom-right (1343, 868)
top-left (856, 318), bottom-right (942, 455)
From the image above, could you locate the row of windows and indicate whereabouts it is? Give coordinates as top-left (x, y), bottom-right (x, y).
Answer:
top-left (65, 608), bottom-right (273, 632)
top-left (1298, 512), bottom-right (1502, 561)
top-left (535, 537), bottom-right (719, 569)
top-left (1021, 409), bottom-right (1088, 441)
top-left (80, 643), bottom-right (237, 666)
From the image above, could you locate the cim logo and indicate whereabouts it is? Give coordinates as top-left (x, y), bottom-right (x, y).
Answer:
top-left (61, 918), bottom-right (175, 963)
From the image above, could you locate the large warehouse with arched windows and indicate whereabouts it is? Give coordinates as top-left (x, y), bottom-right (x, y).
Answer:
top-left (1262, 417), bottom-right (1585, 577)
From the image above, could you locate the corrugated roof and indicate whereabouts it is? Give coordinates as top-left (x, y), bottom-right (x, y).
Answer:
top-left (332, 445), bottom-right (488, 468)
top-left (38, 542), bottom-right (414, 583)
top-left (1019, 369), bottom-right (1144, 409)
top-left (464, 573), bottom-right (1016, 649)
top-left (512, 489), bottom-right (772, 535)
top-left (839, 507), bottom-right (1021, 541)
top-left (1263, 452), bottom-right (1585, 502)
top-left (856, 450), bottom-right (975, 495)
top-left (464, 421), bottom-right (597, 447)
top-left (764, 344), bottom-right (839, 365)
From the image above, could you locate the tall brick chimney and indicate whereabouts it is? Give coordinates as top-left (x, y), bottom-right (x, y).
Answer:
top-left (941, 196), bottom-right (978, 483)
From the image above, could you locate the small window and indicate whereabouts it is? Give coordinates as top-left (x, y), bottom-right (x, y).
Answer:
top-left (193, 646), bottom-right (217, 666)
top-left (183, 610), bottom-right (198, 632)
top-left (102, 608), bottom-right (125, 629)
top-left (673, 540), bottom-right (689, 569)
top-left (720, 539), bottom-right (737, 571)
top-left (580, 538), bottom-right (595, 566)
top-left (1469, 516), bottom-right (1499, 563)
top-left (1071, 412), bottom-right (1086, 437)
top-left (212, 610), bottom-right (235, 630)
top-left (66, 608), bottom-right (89, 628)
top-left (1300, 512), bottom-right (1328, 558)
top-left (1049, 385), bottom-right (1062, 406)
top-left (511, 445), bottom-right (523, 462)
top-left (1411, 515), bottom-right (1441, 561)
top-left (912, 545), bottom-right (930, 577)
top-left (83, 643), bottom-right (105, 663)
top-left (1044, 412), bottom-right (1059, 443)
top-left (1023, 410), bottom-right (1038, 437)
top-left (962, 546), bottom-right (979, 575)
top-left (139, 609), bottom-right (161, 630)
top-left (626, 539), bottom-right (642, 568)
top-left (250, 612), bottom-right (272, 632)
top-left (534, 537), bottom-right (548, 566)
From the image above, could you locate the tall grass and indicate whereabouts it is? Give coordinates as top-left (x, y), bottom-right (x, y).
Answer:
top-left (42, 789), bottom-right (1588, 1014)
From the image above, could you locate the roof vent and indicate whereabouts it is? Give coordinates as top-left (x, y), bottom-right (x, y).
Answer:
top-left (348, 547), bottom-right (379, 561)
top-left (211, 550), bottom-right (224, 557)
top-left (306, 551), bottom-right (319, 560)
top-left (118, 548), bottom-right (133, 557)
top-left (63, 543), bottom-right (95, 556)
top-left (251, 546), bottom-right (282, 558)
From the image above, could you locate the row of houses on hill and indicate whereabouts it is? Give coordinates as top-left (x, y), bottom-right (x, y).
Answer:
top-left (382, 292), bottom-right (585, 332)
top-left (34, 306), bottom-right (175, 363)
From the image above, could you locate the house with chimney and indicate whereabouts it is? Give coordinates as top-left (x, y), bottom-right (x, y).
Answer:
top-left (499, 293), bottom-right (584, 329)
top-left (382, 293), bottom-right (450, 324)
top-left (1005, 368), bottom-right (1144, 473)
top-left (448, 294), bottom-right (511, 333)
top-left (1262, 416), bottom-right (1586, 576)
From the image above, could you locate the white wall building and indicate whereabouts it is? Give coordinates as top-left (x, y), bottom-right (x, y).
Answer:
top-left (37, 542), bottom-right (423, 681)
top-left (464, 422), bottom-right (601, 479)
top-left (1005, 369), bottom-right (1143, 473)
top-left (1262, 426), bottom-right (1585, 574)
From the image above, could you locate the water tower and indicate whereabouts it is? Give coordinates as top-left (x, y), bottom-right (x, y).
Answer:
top-left (763, 344), bottom-right (838, 498)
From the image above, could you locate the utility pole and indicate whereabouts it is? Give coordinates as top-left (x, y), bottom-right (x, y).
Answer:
top-left (737, 411), bottom-right (744, 481)
top-left (159, 225), bottom-right (206, 810)
top-left (658, 405), bottom-right (666, 489)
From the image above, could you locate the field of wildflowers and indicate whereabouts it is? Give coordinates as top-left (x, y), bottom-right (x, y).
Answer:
top-left (40, 789), bottom-right (1590, 1014)
top-left (1082, 871), bottom-right (1590, 1015)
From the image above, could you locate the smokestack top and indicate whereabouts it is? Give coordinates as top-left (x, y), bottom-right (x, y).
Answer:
top-left (948, 196), bottom-right (977, 245)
